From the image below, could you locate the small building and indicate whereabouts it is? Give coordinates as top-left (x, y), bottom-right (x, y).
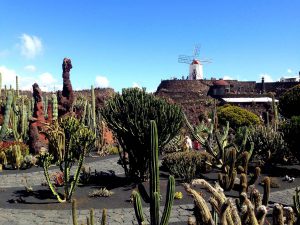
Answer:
top-left (210, 79), bottom-right (230, 96)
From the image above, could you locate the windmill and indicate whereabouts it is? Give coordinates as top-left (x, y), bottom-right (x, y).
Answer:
top-left (178, 45), bottom-right (211, 80)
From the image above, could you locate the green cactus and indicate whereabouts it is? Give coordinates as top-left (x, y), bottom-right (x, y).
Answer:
top-left (16, 75), bottom-right (19, 97)
top-left (41, 116), bottom-right (95, 202)
top-left (11, 145), bottom-right (23, 169)
top-left (52, 94), bottom-right (58, 121)
top-left (0, 151), bottom-right (7, 168)
top-left (0, 91), bottom-right (13, 141)
top-left (101, 88), bottom-right (183, 180)
top-left (133, 120), bottom-right (175, 225)
top-left (72, 199), bottom-right (106, 225)
top-left (91, 85), bottom-right (96, 136)
top-left (218, 148), bottom-right (237, 191)
top-left (293, 187), bottom-right (300, 216)
top-left (262, 176), bottom-right (270, 206)
top-left (12, 97), bottom-right (29, 142)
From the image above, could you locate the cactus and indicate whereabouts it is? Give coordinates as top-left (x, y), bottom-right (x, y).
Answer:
top-left (133, 120), bottom-right (175, 225)
top-left (218, 148), bottom-right (237, 191)
top-left (248, 167), bottom-right (261, 186)
top-left (12, 97), bottom-right (29, 142)
top-left (16, 75), bottom-right (19, 97)
top-left (41, 116), bottom-right (95, 202)
top-left (262, 176), bottom-right (270, 206)
top-left (91, 85), bottom-right (96, 135)
top-left (273, 203), bottom-right (284, 225)
top-left (239, 173), bottom-right (248, 194)
top-left (52, 94), bottom-right (58, 121)
top-left (72, 199), bottom-right (105, 225)
top-left (0, 91), bottom-right (13, 141)
top-left (293, 187), bottom-right (300, 215)
top-left (11, 145), bottom-right (23, 169)
top-left (0, 151), bottom-right (7, 168)
top-left (186, 179), bottom-right (286, 225)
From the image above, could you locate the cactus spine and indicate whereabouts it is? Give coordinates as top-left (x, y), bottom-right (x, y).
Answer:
top-left (0, 91), bottom-right (13, 141)
top-left (133, 120), bottom-right (175, 225)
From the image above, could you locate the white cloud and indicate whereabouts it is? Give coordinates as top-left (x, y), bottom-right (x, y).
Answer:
top-left (95, 76), bottom-right (109, 88)
top-left (20, 34), bottom-right (43, 58)
top-left (24, 65), bottom-right (37, 72)
top-left (132, 82), bottom-right (141, 88)
top-left (287, 68), bottom-right (293, 74)
top-left (1, 65), bottom-right (60, 92)
top-left (259, 73), bottom-right (273, 82)
top-left (0, 66), bottom-right (18, 88)
top-left (223, 75), bottom-right (233, 80)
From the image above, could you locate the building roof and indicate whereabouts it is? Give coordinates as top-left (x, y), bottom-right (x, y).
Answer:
top-left (222, 97), bottom-right (279, 103)
top-left (213, 79), bottom-right (229, 86)
top-left (191, 59), bottom-right (201, 65)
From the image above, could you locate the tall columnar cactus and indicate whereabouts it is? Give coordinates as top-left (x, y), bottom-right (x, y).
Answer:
top-left (272, 94), bottom-right (279, 131)
top-left (133, 120), bottom-right (175, 225)
top-left (44, 96), bottom-right (48, 118)
top-left (91, 85), bottom-right (96, 136)
top-left (0, 91), bottom-right (13, 141)
top-left (52, 94), bottom-right (58, 121)
top-left (12, 97), bottom-right (29, 142)
top-left (16, 75), bottom-right (19, 97)
top-left (218, 148), bottom-right (237, 191)
top-left (262, 176), bottom-right (270, 206)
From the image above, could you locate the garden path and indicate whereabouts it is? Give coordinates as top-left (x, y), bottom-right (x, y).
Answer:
top-left (0, 156), bottom-right (297, 224)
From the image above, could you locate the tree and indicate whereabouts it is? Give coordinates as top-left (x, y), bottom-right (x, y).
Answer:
top-left (101, 88), bottom-right (183, 181)
top-left (279, 84), bottom-right (300, 118)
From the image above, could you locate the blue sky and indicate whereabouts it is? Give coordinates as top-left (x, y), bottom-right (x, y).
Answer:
top-left (0, 0), bottom-right (299, 92)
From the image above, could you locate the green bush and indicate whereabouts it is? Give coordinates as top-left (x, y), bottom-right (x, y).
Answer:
top-left (101, 88), bottom-right (183, 181)
top-left (281, 116), bottom-right (300, 162)
top-left (217, 105), bottom-right (261, 129)
top-left (162, 150), bottom-right (212, 182)
top-left (248, 125), bottom-right (289, 164)
top-left (279, 84), bottom-right (300, 118)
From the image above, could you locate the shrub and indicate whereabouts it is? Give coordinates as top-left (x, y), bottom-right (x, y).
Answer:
top-left (281, 116), bottom-right (300, 162)
top-left (101, 88), bottom-right (183, 181)
top-left (162, 150), bottom-right (212, 182)
top-left (248, 125), bottom-right (289, 164)
top-left (217, 105), bottom-right (261, 129)
top-left (279, 84), bottom-right (300, 118)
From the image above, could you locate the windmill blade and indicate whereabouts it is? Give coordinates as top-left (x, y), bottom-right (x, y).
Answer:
top-left (193, 44), bottom-right (201, 58)
top-left (200, 58), bottom-right (212, 64)
top-left (178, 55), bottom-right (193, 64)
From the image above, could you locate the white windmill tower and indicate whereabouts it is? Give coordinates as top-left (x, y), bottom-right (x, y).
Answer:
top-left (178, 45), bottom-right (211, 80)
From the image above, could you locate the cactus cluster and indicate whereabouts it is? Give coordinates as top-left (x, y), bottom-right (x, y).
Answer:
top-left (133, 120), bottom-right (175, 225)
top-left (185, 179), bottom-right (294, 225)
top-left (72, 199), bottom-right (106, 225)
top-left (101, 88), bottom-right (183, 180)
top-left (40, 116), bottom-right (95, 202)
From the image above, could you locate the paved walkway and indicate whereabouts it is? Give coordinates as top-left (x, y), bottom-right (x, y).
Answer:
top-left (0, 157), bottom-right (124, 188)
top-left (0, 155), bottom-right (298, 224)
